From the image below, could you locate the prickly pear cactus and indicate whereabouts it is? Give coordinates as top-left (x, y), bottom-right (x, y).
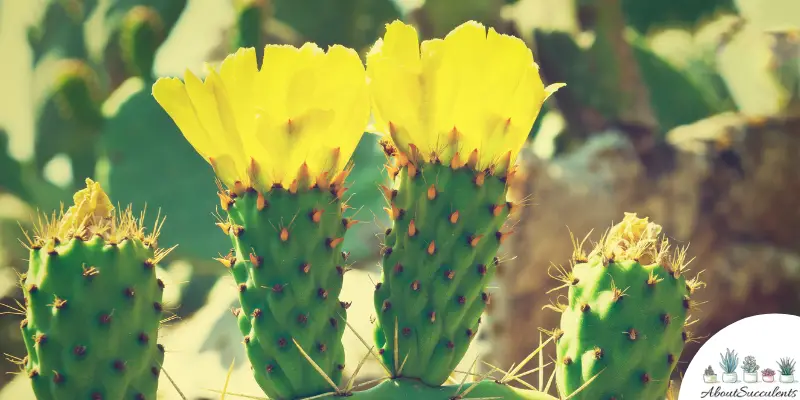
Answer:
top-left (553, 213), bottom-right (703, 399)
top-left (152, 43), bottom-right (370, 399)
top-left (216, 180), bottom-right (351, 399)
top-left (19, 178), bottom-right (172, 400)
top-left (366, 20), bottom-right (562, 386)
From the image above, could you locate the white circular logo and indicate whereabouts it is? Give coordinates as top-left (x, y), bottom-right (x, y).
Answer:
top-left (680, 314), bottom-right (800, 399)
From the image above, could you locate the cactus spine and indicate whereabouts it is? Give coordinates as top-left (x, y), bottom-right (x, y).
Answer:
top-left (553, 213), bottom-right (703, 399)
top-left (19, 179), bottom-right (172, 400)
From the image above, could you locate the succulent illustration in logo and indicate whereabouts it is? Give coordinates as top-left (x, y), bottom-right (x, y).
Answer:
top-left (720, 348), bottom-right (740, 383)
top-left (704, 366), bottom-right (718, 383)
top-left (762, 368), bottom-right (777, 383)
top-left (743, 356), bottom-right (759, 383)
top-left (778, 357), bottom-right (796, 383)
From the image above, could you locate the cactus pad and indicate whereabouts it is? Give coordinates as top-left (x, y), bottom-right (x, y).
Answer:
top-left (218, 176), bottom-right (351, 399)
top-left (373, 149), bottom-right (514, 386)
top-left (20, 179), bottom-right (172, 400)
top-left (554, 213), bottom-right (702, 399)
top-left (119, 6), bottom-right (165, 79)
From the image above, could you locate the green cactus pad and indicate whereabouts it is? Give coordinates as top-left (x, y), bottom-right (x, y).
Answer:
top-left (119, 6), bottom-right (165, 79)
top-left (346, 377), bottom-right (559, 400)
top-left (220, 183), bottom-right (350, 399)
top-left (20, 179), bottom-right (170, 400)
top-left (374, 156), bottom-right (513, 386)
top-left (554, 213), bottom-right (701, 400)
top-left (232, 0), bottom-right (270, 64)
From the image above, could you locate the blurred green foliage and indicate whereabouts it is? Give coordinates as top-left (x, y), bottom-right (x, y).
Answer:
top-left (1, 0), bottom-right (786, 275)
top-left (620, 0), bottom-right (737, 34)
top-left (273, 0), bottom-right (401, 51)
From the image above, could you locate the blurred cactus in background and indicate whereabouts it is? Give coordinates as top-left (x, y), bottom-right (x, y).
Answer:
top-left (0, 0), bottom-right (798, 398)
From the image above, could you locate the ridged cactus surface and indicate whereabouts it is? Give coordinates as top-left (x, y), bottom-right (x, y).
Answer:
top-left (373, 156), bottom-right (510, 386)
top-left (555, 213), bottom-right (702, 399)
top-left (20, 179), bottom-right (171, 400)
top-left (219, 185), bottom-right (349, 399)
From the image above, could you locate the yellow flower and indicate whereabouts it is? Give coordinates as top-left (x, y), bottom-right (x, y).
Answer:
top-left (57, 178), bottom-right (114, 237)
top-left (152, 43), bottom-right (370, 191)
top-left (608, 212), bottom-right (662, 245)
top-left (367, 20), bottom-right (563, 171)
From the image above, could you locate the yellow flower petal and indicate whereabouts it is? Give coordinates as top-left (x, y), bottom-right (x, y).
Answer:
top-left (367, 20), bottom-right (561, 169)
top-left (319, 45), bottom-right (371, 171)
top-left (152, 77), bottom-right (216, 159)
top-left (367, 38), bottom-right (423, 153)
top-left (501, 63), bottom-right (546, 160)
top-left (57, 178), bottom-right (114, 237)
top-left (154, 43), bottom-right (369, 191)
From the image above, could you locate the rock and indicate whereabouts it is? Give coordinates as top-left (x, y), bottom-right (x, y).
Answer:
top-left (485, 112), bottom-right (800, 389)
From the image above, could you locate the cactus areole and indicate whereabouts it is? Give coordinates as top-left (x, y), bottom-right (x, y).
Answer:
top-left (366, 20), bottom-right (563, 386)
top-left (153, 43), bottom-right (370, 399)
top-left (553, 213), bottom-right (704, 400)
top-left (20, 179), bottom-right (172, 400)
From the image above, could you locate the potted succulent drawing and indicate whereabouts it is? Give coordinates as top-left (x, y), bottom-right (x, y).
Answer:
top-left (743, 356), bottom-right (760, 383)
top-left (778, 357), bottom-right (796, 383)
top-left (762, 368), bottom-right (777, 383)
top-left (720, 348), bottom-right (740, 383)
top-left (704, 366), bottom-right (719, 383)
